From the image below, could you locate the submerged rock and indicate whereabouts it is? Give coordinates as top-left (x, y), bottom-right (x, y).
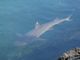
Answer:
top-left (58, 47), bottom-right (80, 60)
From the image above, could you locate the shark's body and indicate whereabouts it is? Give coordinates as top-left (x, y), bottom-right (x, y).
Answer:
top-left (15, 16), bottom-right (71, 46)
top-left (26, 16), bottom-right (71, 38)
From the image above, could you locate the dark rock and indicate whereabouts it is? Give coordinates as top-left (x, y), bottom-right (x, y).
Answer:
top-left (58, 47), bottom-right (80, 60)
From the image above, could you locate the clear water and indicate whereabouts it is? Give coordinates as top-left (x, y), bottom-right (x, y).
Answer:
top-left (0, 0), bottom-right (80, 60)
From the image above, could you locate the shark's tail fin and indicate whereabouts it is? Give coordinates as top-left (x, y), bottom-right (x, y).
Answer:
top-left (65, 15), bottom-right (72, 21)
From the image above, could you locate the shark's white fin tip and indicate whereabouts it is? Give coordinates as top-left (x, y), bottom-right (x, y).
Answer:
top-left (35, 21), bottom-right (40, 29)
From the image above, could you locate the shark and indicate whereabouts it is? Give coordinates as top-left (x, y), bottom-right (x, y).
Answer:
top-left (15, 16), bottom-right (72, 46)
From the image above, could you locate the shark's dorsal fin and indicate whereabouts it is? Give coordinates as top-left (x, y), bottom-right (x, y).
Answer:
top-left (53, 18), bottom-right (59, 22)
top-left (35, 21), bottom-right (40, 29)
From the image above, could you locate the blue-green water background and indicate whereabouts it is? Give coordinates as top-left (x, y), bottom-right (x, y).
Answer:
top-left (0, 0), bottom-right (80, 60)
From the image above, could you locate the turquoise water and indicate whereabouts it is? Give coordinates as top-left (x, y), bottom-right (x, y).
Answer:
top-left (0, 0), bottom-right (80, 60)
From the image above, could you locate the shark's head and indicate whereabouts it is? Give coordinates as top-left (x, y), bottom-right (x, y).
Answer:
top-left (15, 35), bottom-right (37, 47)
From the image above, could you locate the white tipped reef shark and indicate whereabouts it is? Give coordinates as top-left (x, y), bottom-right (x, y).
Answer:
top-left (15, 16), bottom-right (72, 46)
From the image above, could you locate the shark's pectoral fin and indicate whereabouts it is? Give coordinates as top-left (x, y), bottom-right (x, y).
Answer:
top-left (37, 38), bottom-right (46, 41)
top-left (16, 33), bottom-right (23, 37)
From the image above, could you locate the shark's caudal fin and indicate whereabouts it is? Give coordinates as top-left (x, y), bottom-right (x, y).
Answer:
top-left (65, 15), bottom-right (72, 21)
top-left (54, 15), bottom-right (72, 22)
top-left (35, 21), bottom-right (40, 29)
